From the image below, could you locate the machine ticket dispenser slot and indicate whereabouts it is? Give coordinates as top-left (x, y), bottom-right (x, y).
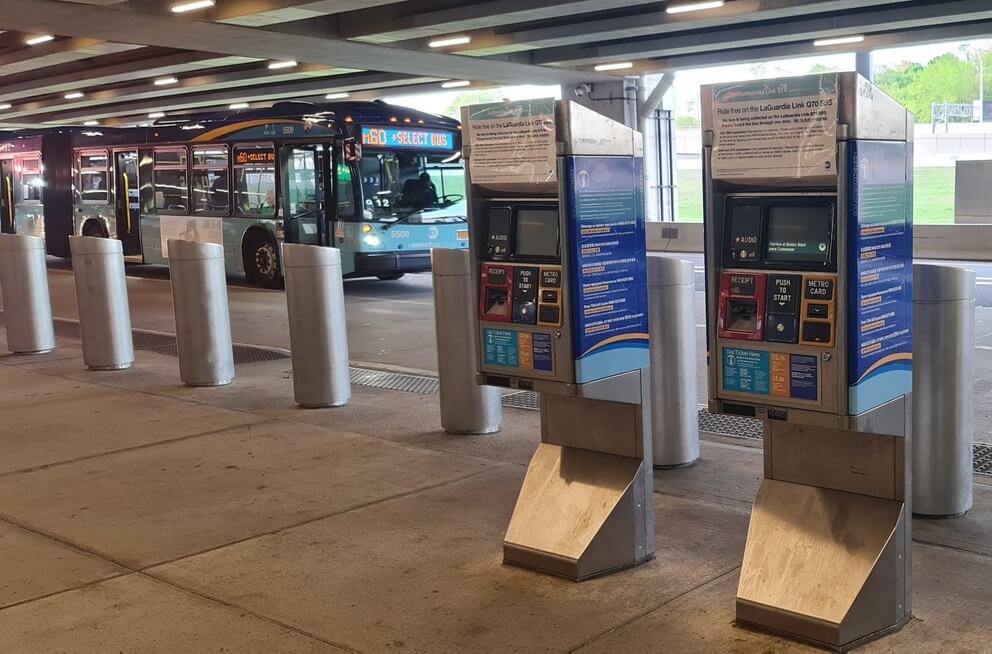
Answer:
top-left (703, 73), bottom-right (914, 650)
top-left (465, 98), bottom-right (652, 582)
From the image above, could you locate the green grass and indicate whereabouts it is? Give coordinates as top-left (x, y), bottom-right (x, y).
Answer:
top-left (675, 166), bottom-right (955, 225)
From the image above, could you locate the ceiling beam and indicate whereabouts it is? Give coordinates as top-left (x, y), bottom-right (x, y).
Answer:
top-left (0, 52), bottom-right (257, 103)
top-left (0, 63), bottom-right (356, 120)
top-left (212, 0), bottom-right (405, 27)
top-left (2, 0), bottom-right (603, 85)
top-left (535, 0), bottom-right (992, 65)
top-left (334, 0), bottom-right (663, 42)
top-left (16, 71), bottom-right (442, 124)
top-left (641, 19), bottom-right (992, 73)
top-left (0, 37), bottom-right (142, 77)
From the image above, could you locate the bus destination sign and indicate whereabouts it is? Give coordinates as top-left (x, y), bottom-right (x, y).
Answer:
top-left (361, 126), bottom-right (454, 151)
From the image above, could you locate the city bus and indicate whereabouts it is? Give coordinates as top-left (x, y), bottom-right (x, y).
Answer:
top-left (4, 100), bottom-right (469, 286)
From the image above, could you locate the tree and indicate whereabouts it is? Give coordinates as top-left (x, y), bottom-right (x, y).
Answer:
top-left (876, 54), bottom-right (976, 122)
top-left (441, 89), bottom-right (505, 118)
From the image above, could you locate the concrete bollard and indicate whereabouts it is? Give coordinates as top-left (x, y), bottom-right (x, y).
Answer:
top-left (432, 248), bottom-right (501, 434)
top-left (283, 244), bottom-right (351, 408)
top-left (913, 263), bottom-right (975, 517)
top-left (70, 236), bottom-right (134, 370)
top-left (167, 239), bottom-right (234, 387)
top-left (0, 233), bottom-right (54, 354)
top-left (647, 254), bottom-right (700, 468)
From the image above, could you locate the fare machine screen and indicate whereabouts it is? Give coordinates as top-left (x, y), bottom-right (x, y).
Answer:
top-left (716, 197), bottom-right (839, 413)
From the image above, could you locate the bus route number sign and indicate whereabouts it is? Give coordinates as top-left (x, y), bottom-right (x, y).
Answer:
top-left (361, 127), bottom-right (453, 151)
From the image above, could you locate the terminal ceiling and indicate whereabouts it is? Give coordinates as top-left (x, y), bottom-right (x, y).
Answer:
top-left (0, 0), bottom-right (990, 127)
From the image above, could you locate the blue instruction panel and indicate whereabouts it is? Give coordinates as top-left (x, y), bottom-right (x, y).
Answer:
top-left (483, 328), bottom-right (519, 368)
top-left (565, 155), bottom-right (650, 383)
top-left (532, 333), bottom-right (553, 372)
top-left (723, 348), bottom-right (770, 395)
top-left (845, 140), bottom-right (913, 413)
top-left (790, 354), bottom-right (818, 401)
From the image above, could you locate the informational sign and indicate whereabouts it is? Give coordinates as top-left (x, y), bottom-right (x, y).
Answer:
top-left (482, 327), bottom-right (554, 372)
top-left (360, 126), bottom-right (454, 151)
top-left (467, 99), bottom-right (557, 185)
top-left (724, 347), bottom-right (819, 401)
top-left (710, 74), bottom-right (839, 180)
top-left (160, 215), bottom-right (223, 258)
top-left (723, 348), bottom-right (770, 394)
top-left (566, 155), bottom-right (649, 383)
top-left (846, 140), bottom-right (913, 413)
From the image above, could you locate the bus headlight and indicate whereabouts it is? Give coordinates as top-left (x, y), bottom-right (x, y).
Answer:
top-left (363, 233), bottom-right (382, 247)
top-left (362, 223), bottom-right (373, 234)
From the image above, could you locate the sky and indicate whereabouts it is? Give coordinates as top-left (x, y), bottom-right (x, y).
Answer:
top-left (387, 38), bottom-right (992, 119)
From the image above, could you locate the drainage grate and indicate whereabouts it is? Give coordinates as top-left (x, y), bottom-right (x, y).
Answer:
top-left (132, 331), bottom-right (180, 349)
top-left (502, 391), bottom-right (540, 410)
top-left (698, 408), bottom-right (765, 440)
top-left (349, 367), bottom-right (439, 395)
top-left (233, 344), bottom-right (290, 364)
top-left (975, 444), bottom-right (992, 476)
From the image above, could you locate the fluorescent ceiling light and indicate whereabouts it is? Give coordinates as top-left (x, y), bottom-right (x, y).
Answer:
top-left (154, 77), bottom-right (179, 86)
top-left (83, 120), bottom-right (99, 126)
top-left (428, 36), bottom-right (471, 48)
top-left (268, 60), bottom-right (297, 70)
top-left (148, 112), bottom-right (165, 119)
top-left (594, 61), bottom-right (633, 72)
top-left (666, 1), bottom-right (724, 14)
top-left (171, 0), bottom-right (215, 13)
top-left (813, 35), bottom-right (865, 47)
top-left (64, 91), bottom-right (84, 99)
top-left (0, 103), bottom-right (11, 111)
top-left (441, 80), bottom-right (471, 88)
top-left (25, 34), bottom-right (55, 46)
top-left (229, 102), bottom-right (249, 109)
top-left (325, 92), bottom-right (350, 100)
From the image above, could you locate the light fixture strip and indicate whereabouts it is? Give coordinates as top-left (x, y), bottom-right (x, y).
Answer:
top-left (594, 61), bottom-right (634, 72)
top-left (268, 60), bottom-right (298, 70)
top-left (325, 92), bottom-right (350, 100)
top-left (25, 34), bottom-right (55, 46)
top-left (428, 35), bottom-right (471, 48)
top-left (154, 77), bottom-right (179, 86)
top-left (441, 80), bottom-right (471, 88)
top-left (171, 0), bottom-right (215, 13)
top-left (666, 1), bottom-right (725, 14)
top-left (64, 91), bottom-right (84, 100)
top-left (813, 35), bottom-right (865, 47)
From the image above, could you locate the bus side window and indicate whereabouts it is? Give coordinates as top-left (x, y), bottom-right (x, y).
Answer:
top-left (153, 148), bottom-right (189, 213)
top-left (336, 161), bottom-right (355, 220)
top-left (78, 151), bottom-right (110, 204)
top-left (233, 145), bottom-right (276, 217)
top-left (19, 156), bottom-right (43, 203)
top-left (192, 145), bottom-right (230, 214)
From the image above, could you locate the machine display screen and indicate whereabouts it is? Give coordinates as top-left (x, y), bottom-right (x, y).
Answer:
top-left (514, 208), bottom-right (559, 259)
top-left (765, 206), bottom-right (833, 263)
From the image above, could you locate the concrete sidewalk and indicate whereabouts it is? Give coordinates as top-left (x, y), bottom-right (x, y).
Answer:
top-left (1, 333), bottom-right (990, 652)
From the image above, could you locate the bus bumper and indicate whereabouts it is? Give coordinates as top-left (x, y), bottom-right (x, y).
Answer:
top-left (353, 250), bottom-right (432, 277)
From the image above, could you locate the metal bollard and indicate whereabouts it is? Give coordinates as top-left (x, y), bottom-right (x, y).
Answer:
top-left (913, 263), bottom-right (976, 517)
top-left (283, 244), bottom-right (351, 407)
top-left (0, 233), bottom-right (54, 354)
top-left (70, 236), bottom-right (134, 370)
top-left (432, 248), bottom-right (501, 434)
top-left (167, 239), bottom-right (234, 387)
top-left (648, 254), bottom-right (700, 468)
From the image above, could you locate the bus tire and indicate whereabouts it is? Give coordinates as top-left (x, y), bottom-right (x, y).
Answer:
top-left (244, 232), bottom-right (283, 289)
top-left (377, 273), bottom-right (405, 281)
top-left (81, 220), bottom-right (107, 238)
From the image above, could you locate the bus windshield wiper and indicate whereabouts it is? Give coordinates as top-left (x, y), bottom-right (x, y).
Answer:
top-left (382, 209), bottom-right (418, 230)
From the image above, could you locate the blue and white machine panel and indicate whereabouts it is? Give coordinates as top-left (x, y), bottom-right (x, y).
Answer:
top-left (846, 140), bottom-right (913, 414)
top-left (565, 155), bottom-right (649, 384)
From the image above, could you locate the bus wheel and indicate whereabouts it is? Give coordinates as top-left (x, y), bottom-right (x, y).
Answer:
top-left (377, 273), bottom-right (405, 281)
top-left (245, 233), bottom-right (283, 289)
top-left (82, 221), bottom-right (107, 237)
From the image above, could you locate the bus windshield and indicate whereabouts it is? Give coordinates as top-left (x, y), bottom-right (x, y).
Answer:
top-left (359, 151), bottom-right (465, 224)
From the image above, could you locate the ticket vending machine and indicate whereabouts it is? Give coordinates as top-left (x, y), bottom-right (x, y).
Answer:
top-left (462, 99), bottom-right (653, 580)
top-left (702, 73), bottom-right (914, 649)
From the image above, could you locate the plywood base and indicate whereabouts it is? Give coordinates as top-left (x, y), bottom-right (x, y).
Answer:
top-left (503, 443), bottom-right (654, 581)
top-left (737, 479), bottom-right (910, 650)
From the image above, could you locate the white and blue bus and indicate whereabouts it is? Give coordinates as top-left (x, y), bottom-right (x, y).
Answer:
top-left (1, 100), bottom-right (468, 286)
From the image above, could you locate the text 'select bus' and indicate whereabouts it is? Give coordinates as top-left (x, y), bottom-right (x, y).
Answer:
top-left (0, 100), bottom-right (468, 287)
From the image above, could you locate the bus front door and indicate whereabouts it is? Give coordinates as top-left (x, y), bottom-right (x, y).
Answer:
top-left (114, 151), bottom-right (142, 255)
top-left (0, 159), bottom-right (14, 234)
top-left (281, 145), bottom-right (330, 246)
